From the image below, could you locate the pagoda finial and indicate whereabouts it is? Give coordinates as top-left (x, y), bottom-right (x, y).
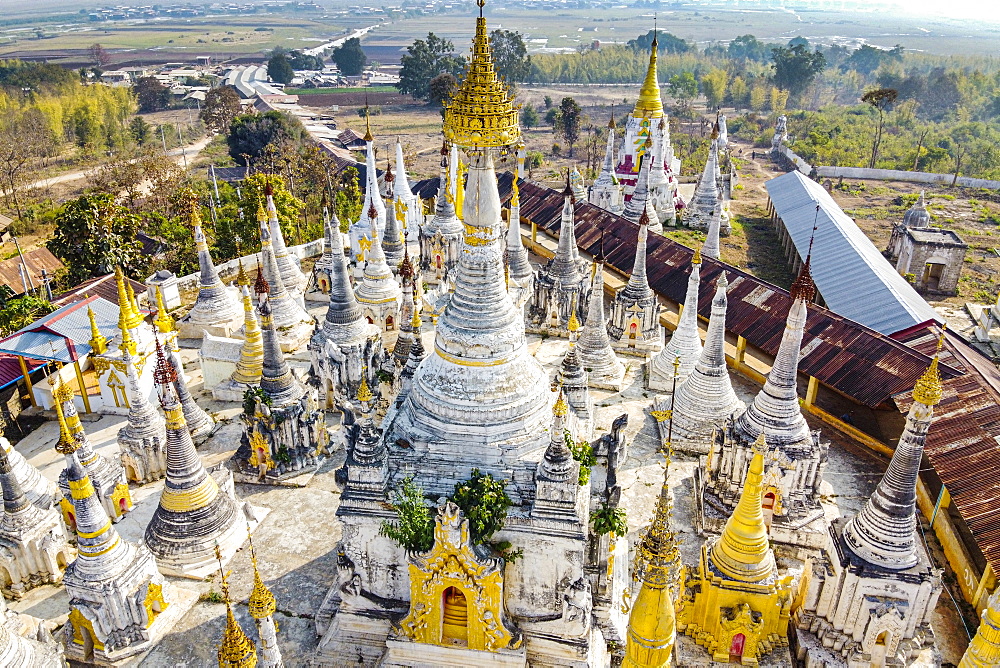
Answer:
top-left (236, 259), bottom-right (249, 287)
top-left (246, 524), bottom-right (276, 621)
top-left (790, 205), bottom-right (819, 302)
top-left (913, 325), bottom-right (946, 407)
top-left (216, 544), bottom-right (258, 668)
top-left (363, 106), bottom-right (373, 142)
top-left (567, 302), bottom-right (581, 336)
top-left (511, 176), bottom-right (520, 207)
top-left (356, 373), bottom-right (373, 405)
top-left (87, 305), bottom-right (107, 354)
top-left (552, 388), bottom-right (568, 418)
top-left (118, 302), bottom-right (137, 356)
top-left (154, 286), bottom-right (175, 334)
top-left (633, 24), bottom-right (664, 118)
top-left (441, 0), bottom-right (520, 149)
top-left (52, 378), bottom-right (78, 455)
top-left (692, 248), bottom-right (702, 265)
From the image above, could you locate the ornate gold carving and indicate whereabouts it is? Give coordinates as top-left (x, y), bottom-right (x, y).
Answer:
top-left (398, 501), bottom-right (519, 651)
top-left (111, 482), bottom-right (132, 517)
top-left (68, 608), bottom-right (105, 651)
top-left (143, 582), bottom-right (169, 626)
top-left (247, 428), bottom-right (275, 474)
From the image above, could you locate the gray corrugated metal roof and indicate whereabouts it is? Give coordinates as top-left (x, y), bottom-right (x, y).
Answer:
top-left (764, 171), bottom-right (941, 335)
top-left (0, 296), bottom-right (120, 362)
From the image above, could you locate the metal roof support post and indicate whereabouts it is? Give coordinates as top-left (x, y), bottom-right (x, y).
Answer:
top-left (73, 360), bottom-right (91, 415)
top-left (17, 355), bottom-right (35, 408)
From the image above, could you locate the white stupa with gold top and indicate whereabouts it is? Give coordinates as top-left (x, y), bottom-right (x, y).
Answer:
top-left (52, 377), bottom-right (133, 527)
top-left (318, 4), bottom-right (624, 665)
top-left (176, 191), bottom-right (243, 340)
top-left (61, 447), bottom-right (197, 665)
top-left (794, 337), bottom-right (945, 667)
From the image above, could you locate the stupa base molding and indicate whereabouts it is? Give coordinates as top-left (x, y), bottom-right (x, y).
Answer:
top-left (383, 638), bottom-right (528, 667)
top-left (314, 605), bottom-right (400, 667)
top-left (211, 378), bottom-right (253, 402)
top-left (793, 612), bottom-right (941, 668)
top-left (609, 338), bottom-right (662, 359)
top-left (151, 503), bottom-right (269, 580)
top-left (230, 455), bottom-right (325, 488)
top-left (62, 585), bottom-right (199, 667)
top-left (675, 633), bottom-right (794, 667)
top-left (275, 321), bottom-right (314, 353)
top-left (305, 288), bottom-right (330, 303)
top-left (176, 315), bottom-right (244, 341)
top-left (583, 366), bottom-right (626, 392)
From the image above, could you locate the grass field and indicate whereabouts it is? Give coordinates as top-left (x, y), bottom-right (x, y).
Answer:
top-left (0, 14), bottom-right (349, 59)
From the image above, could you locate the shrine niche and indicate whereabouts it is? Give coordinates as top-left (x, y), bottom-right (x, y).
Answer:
top-left (397, 501), bottom-right (521, 653)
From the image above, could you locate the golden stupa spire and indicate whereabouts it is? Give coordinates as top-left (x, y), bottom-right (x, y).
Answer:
top-left (216, 545), bottom-right (258, 668)
top-left (633, 28), bottom-right (664, 118)
top-left (511, 176), bottom-right (520, 207)
top-left (710, 435), bottom-right (773, 583)
top-left (622, 426), bottom-right (678, 667)
top-left (114, 266), bottom-right (143, 331)
top-left (567, 295), bottom-right (581, 340)
top-left (692, 248), bottom-right (702, 265)
top-left (87, 304), bottom-right (108, 354)
top-left (154, 286), bottom-right (176, 334)
top-left (913, 326), bottom-right (946, 407)
top-left (363, 109), bottom-right (373, 142)
top-left (552, 388), bottom-right (569, 418)
top-left (52, 379), bottom-right (78, 455)
top-left (236, 260), bottom-right (250, 288)
top-left (959, 589), bottom-right (1000, 667)
top-left (442, 0), bottom-right (520, 149)
top-left (118, 303), bottom-right (137, 356)
top-left (246, 525), bottom-right (276, 621)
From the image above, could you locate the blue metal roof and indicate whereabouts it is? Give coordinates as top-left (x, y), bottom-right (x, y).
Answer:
top-left (0, 296), bottom-right (120, 362)
top-left (764, 171), bottom-right (941, 335)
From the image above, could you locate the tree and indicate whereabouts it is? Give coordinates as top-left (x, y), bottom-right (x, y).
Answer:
top-left (843, 44), bottom-right (903, 76)
top-left (668, 72), bottom-right (698, 111)
top-left (428, 73), bottom-right (457, 109)
top-left (88, 43), bottom-right (110, 68)
top-left (200, 86), bottom-right (242, 134)
top-left (335, 166), bottom-right (362, 233)
top-left (489, 29), bottom-right (531, 86)
top-left (129, 116), bottom-right (152, 144)
top-left (451, 469), bottom-right (512, 545)
top-left (628, 30), bottom-right (690, 54)
top-left (701, 68), bottom-right (728, 110)
top-left (727, 34), bottom-right (772, 63)
top-left (227, 110), bottom-right (304, 165)
top-left (133, 77), bottom-right (171, 113)
top-left (379, 477), bottom-right (435, 552)
top-left (520, 103), bottom-right (539, 129)
top-left (235, 174), bottom-right (304, 254)
top-left (267, 52), bottom-right (294, 85)
top-left (49, 194), bottom-right (145, 284)
top-left (397, 33), bottom-right (466, 101)
top-left (861, 87), bottom-right (898, 168)
top-left (556, 97), bottom-right (582, 156)
top-left (749, 84), bottom-right (767, 112)
top-left (728, 76), bottom-right (749, 111)
top-left (0, 109), bottom-right (53, 221)
top-left (543, 95), bottom-right (553, 109)
top-left (331, 37), bottom-right (367, 76)
top-left (283, 48), bottom-right (324, 71)
top-left (771, 44), bottom-right (827, 98)
top-left (0, 295), bottom-right (54, 336)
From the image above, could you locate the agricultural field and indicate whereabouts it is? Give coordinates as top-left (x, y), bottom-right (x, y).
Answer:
top-left (365, 5), bottom-right (1000, 57)
top-left (0, 13), bottom-right (369, 65)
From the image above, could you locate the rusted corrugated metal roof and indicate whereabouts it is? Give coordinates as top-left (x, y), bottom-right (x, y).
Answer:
top-left (53, 273), bottom-right (147, 310)
top-left (500, 173), bottom-right (954, 408)
top-left (412, 176), bottom-right (441, 201)
top-left (894, 326), bottom-right (1000, 574)
top-left (0, 248), bottom-right (63, 297)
